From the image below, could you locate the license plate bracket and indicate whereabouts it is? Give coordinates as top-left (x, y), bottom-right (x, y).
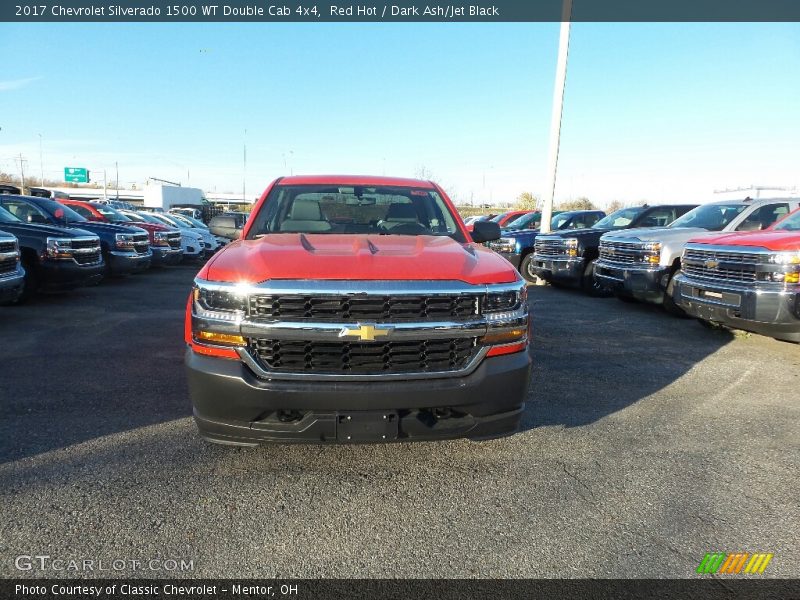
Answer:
top-left (337, 411), bottom-right (399, 442)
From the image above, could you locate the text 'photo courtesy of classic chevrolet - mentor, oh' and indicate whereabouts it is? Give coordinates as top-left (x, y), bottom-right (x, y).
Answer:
top-left (184, 175), bottom-right (533, 445)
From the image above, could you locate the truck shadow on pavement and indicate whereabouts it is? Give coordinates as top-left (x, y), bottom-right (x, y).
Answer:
top-left (518, 284), bottom-right (735, 431)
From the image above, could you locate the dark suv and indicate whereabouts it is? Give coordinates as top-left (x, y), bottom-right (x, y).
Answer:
top-left (0, 204), bottom-right (103, 299)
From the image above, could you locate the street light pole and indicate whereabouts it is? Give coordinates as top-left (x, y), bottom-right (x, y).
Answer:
top-left (540, 0), bottom-right (573, 234)
top-left (38, 134), bottom-right (44, 186)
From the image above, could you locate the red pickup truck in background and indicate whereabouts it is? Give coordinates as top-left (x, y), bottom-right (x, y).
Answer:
top-left (184, 175), bottom-right (532, 445)
top-left (671, 208), bottom-right (800, 342)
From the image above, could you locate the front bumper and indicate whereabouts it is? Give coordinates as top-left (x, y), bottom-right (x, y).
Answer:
top-left (672, 274), bottom-right (800, 343)
top-left (0, 265), bottom-right (25, 302)
top-left (594, 261), bottom-right (672, 303)
top-left (530, 256), bottom-right (584, 285)
top-left (39, 259), bottom-right (105, 290)
top-left (185, 348), bottom-right (532, 445)
top-left (108, 249), bottom-right (152, 275)
top-left (150, 246), bottom-right (183, 266)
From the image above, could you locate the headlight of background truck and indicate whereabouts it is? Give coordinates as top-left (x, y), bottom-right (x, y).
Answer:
top-left (45, 238), bottom-right (75, 260)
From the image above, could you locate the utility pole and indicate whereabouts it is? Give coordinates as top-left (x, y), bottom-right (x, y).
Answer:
top-left (116, 162), bottom-right (120, 201)
top-left (540, 0), bottom-right (573, 234)
top-left (38, 134), bottom-right (44, 186)
top-left (17, 153), bottom-right (26, 194)
top-left (242, 129), bottom-right (247, 203)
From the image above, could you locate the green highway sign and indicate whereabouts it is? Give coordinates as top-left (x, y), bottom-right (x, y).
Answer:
top-left (64, 167), bottom-right (89, 183)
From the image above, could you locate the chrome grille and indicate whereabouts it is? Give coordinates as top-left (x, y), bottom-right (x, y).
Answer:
top-left (249, 294), bottom-right (480, 322)
top-left (251, 337), bottom-right (479, 375)
top-left (534, 238), bottom-right (566, 257)
top-left (0, 240), bottom-right (15, 254)
top-left (682, 246), bottom-right (764, 283)
top-left (598, 241), bottom-right (643, 264)
top-left (0, 256), bottom-right (17, 275)
top-left (71, 238), bottom-right (99, 250)
top-left (133, 233), bottom-right (150, 254)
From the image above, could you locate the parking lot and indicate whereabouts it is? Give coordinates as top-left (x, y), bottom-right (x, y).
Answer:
top-left (1, 266), bottom-right (798, 578)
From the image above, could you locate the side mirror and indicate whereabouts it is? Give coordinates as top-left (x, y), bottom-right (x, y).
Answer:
top-left (471, 221), bottom-right (501, 243)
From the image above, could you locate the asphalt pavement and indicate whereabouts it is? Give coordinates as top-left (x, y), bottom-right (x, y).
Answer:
top-left (1, 265), bottom-right (798, 578)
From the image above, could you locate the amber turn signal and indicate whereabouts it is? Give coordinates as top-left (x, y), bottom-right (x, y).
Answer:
top-left (196, 331), bottom-right (247, 346)
top-left (482, 328), bottom-right (527, 345)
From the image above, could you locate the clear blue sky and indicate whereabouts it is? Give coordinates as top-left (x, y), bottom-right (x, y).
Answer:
top-left (1, 22), bottom-right (798, 205)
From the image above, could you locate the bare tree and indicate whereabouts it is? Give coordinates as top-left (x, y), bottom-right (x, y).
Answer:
top-left (557, 197), bottom-right (596, 211)
top-left (515, 192), bottom-right (539, 211)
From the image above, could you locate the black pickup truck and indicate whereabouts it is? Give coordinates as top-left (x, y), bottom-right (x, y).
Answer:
top-left (530, 204), bottom-right (697, 295)
top-left (0, 229), bottom-right (25, 304)
top-left (0, 204), bottom-right (104, 299)
top-left (0, 195), bottom-right (152, 277)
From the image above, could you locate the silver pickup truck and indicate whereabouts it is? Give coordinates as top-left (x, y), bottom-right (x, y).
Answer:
top-left (594, 197), bottom-right (800, 314)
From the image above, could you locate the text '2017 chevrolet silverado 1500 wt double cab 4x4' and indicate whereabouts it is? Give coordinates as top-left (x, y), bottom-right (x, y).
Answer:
top-left (530, 204), bottom-right (697, 295)
top-left (595, 197), bottom-right (800, 314)
top-left (185, 175), bottom-right (532, 445)
top-left (671, 208), bottom-right (800, 342)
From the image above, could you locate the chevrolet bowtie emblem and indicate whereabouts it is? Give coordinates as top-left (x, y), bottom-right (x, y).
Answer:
top-left (339, 324), bottom-right (392, 342)
top-left (704, 259), bottom-right (720, 269)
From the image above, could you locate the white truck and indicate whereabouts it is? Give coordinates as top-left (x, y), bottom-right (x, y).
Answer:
top-left (594, 197), bottom-right (800, 314)
top-left (143, 184), bottom-right (204, 211)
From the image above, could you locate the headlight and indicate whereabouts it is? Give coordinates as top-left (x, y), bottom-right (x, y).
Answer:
top-left (45, 237), bottom-right (74, 259)
top-left (489, 237), bottom-right (517, 254)
top-left (771, 252), bottom-right (800, 265)
top-left (641, 242), bottom-right (661, 265)
top-left (153, 231), bottom-right (171, 247)
top-left (484, 288), bottom-right (525, 313)
top-left (564, 238), bottom-right (579, 257)
top-left (115, 233), bottom-right (136, 250)
top-left (193, 283), bottom-right (248, 321)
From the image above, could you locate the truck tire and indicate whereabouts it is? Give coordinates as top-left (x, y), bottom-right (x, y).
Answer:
top-left (519, 253), bottom-right (538, 283)
top-left (18, 257), bottom-right (39, 303)
top-left (581, 258), bottom-right (611, 297)
top-left (662, 269), bottom-right (687, 317)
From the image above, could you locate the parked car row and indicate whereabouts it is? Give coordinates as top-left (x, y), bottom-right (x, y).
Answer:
top-left (0, 194), bottom-right (225, 304)
top-left (490, 197), bottom-right (800, 343)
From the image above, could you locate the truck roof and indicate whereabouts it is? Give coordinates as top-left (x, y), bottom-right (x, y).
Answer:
top-left (277, 175), bottom-right (436, 189)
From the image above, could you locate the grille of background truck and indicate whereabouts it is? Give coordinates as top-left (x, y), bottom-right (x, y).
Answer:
top-left (682, 248), bottom-right (765, 283)
top-left (133, 233), bottom-right (150, 254)
top-left (0, 240), bottom-right (17, 275)
top-left (166, 232), bottom-right (181, 249)
top-left (248, 294), bottom-right (480, 321)
top-left (598, 241), bottom-right (644, 264)
top-left (250, 337), bottom-right (480, 375)
top-left (534, 239), bottom-right (566, 257)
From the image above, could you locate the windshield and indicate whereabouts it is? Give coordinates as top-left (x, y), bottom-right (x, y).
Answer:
top-left (505, 212), bottom-right (541, 231)
top-left (668, 203), bottom-right (746, 230)
top-left (0, 205), bottom-right (22, 223)
top-left (92, 204), bottom-right (131, 222)
top-left (772, 210), bottom-right (800, 231)
top-left (247, 184), bottom-right (464, 241)
top-left (593, 207), bottom-right (645, 230)
top-left (0, 197), bottom-right (87, 224)
top-left (37, 198), bottom-right (88, 222)
top-left (551, 214), bottom-right (573, 230)
top-left (137, 212), bottom-right (174, 226)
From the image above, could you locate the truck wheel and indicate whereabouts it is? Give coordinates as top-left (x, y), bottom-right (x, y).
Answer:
top-left (581, 259), bottom-right (611, 297)
top-left (662, 269), bottom-right (687, 317)
top-left (18, 258), bottom-right (39, 303)
top-left (519, 253), bottom-right (538, 283)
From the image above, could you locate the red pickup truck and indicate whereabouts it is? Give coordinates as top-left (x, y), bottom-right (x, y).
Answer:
top-left (671, 208), bottom-right (800, 342)
top-left (184, 175), bottom-right (532, 445)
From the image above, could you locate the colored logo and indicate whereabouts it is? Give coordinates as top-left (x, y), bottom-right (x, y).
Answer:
top-left (696, 552), bottom-right (773, 575)
top-left (338, 324), bottom-right (392, 342)
top-left (704, 259), bottom-right (720, 269)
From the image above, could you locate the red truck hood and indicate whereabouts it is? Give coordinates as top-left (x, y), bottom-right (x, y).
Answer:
top-left (691, 231), bottom-right (800, 252)
top-left (201, 233), bottom-right (520, 285)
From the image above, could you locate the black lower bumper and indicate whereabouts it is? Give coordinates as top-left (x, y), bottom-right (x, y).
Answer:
top-left (0, 266), bottom-right (25, 303)
top-left (594, 261), bottom-right (671, 303)
top-left (185, 348), bottom-right (532, 445)
top-left (108, 250), bottom-right (152, 275)
top-left (39, 259), bottom-right (105, 291)
top-left (151, 247), bottom-right (183, 266)
top-left (672, 274), bottom-right (800, 343)
top-left (530, 256), bottom-right (584, 285)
